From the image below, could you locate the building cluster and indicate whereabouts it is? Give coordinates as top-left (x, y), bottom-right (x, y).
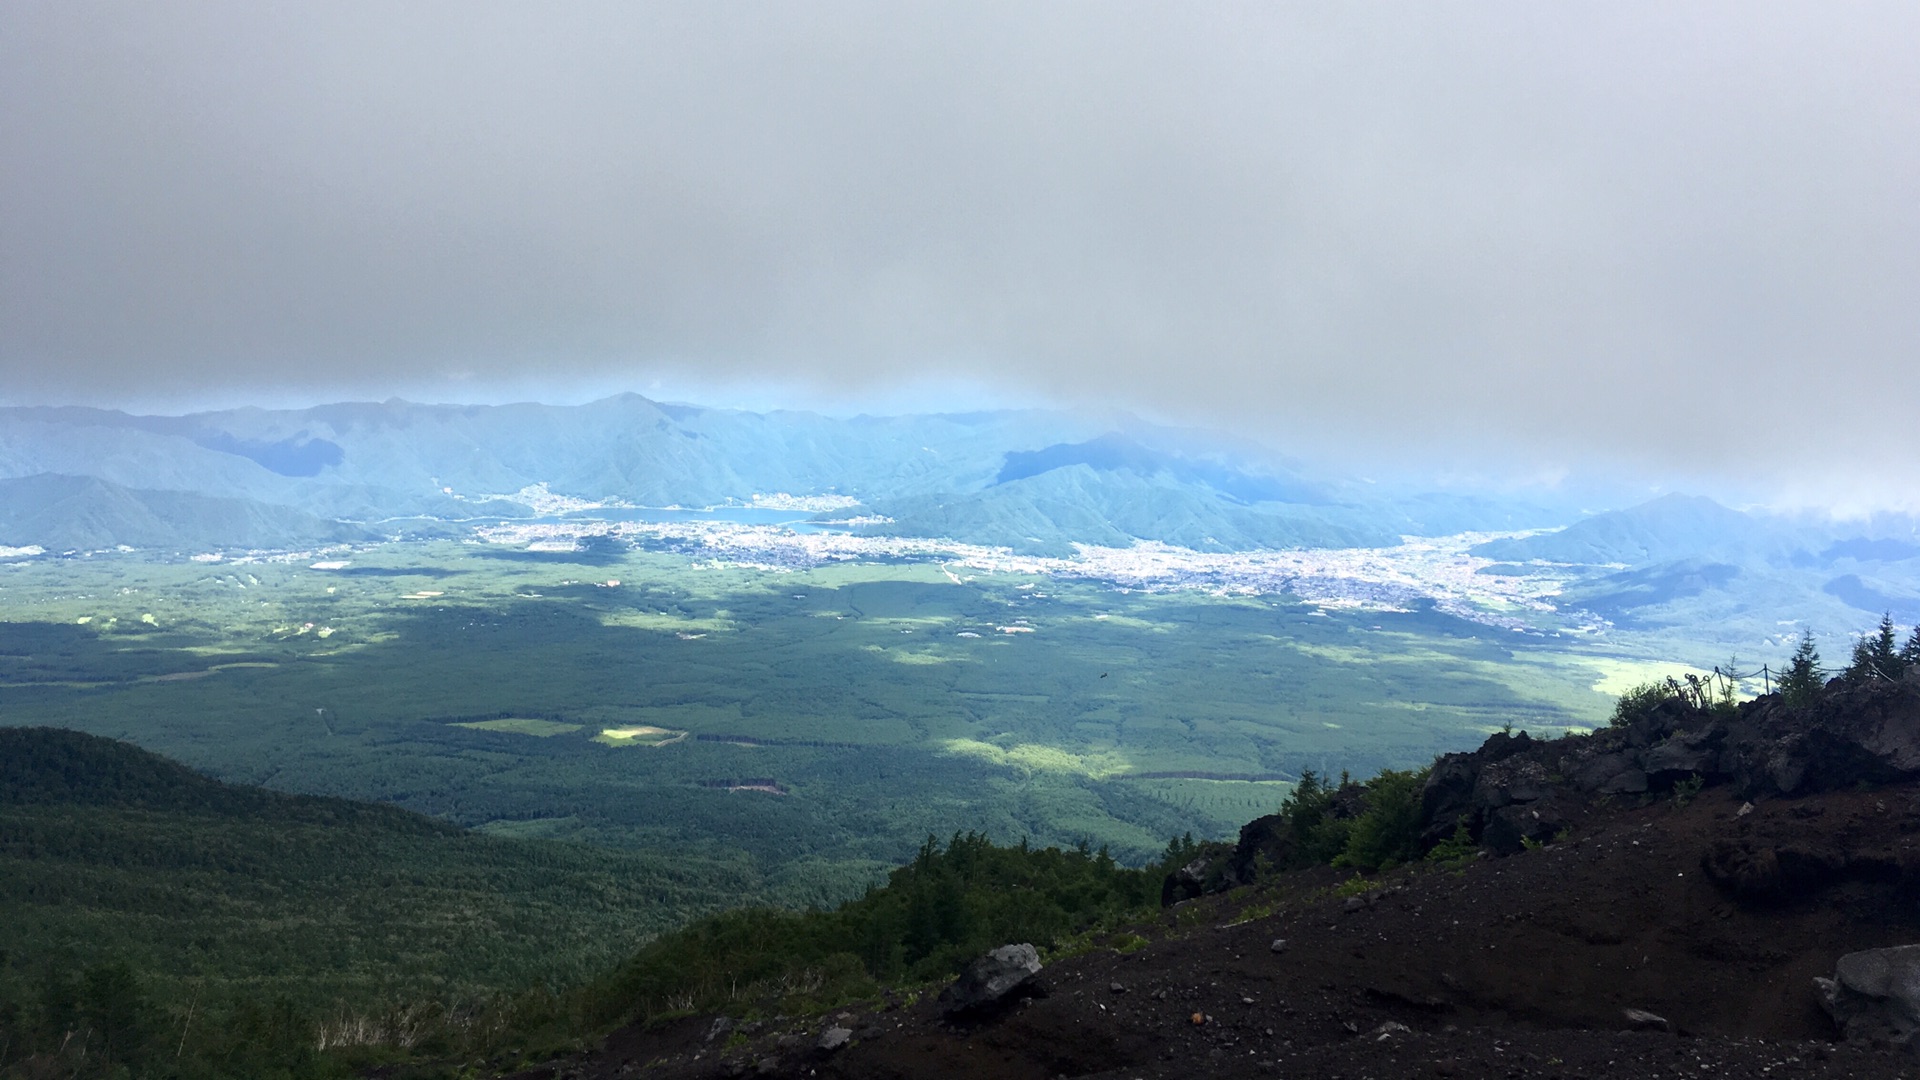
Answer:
top-left (472, 518), bottom-right (1585, 632)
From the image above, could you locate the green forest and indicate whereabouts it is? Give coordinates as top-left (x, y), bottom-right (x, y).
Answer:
top-left (0, 543), bottom-right (1635, 897)
top-left (0, 727), bottom-right (1176, 1079)
top-left (0, 542), bottom-right (1700, 1077)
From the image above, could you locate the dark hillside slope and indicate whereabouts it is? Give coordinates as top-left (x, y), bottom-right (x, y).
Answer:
top-left (0, 727), bottom-right (755, 1002)
top-left (524, 677), bottom-right (1920, 1079)
top-left (619, 783), bottom-right (1918, 1079)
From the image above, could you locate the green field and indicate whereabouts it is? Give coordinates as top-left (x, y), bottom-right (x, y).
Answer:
top-left (0, 540), bottom-right (1680, 908)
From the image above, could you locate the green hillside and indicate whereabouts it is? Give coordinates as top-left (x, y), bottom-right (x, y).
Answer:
top-left (1, 722), bottom-right (764, 991)
top-left (0, 727), bottom-right (1180, 1079)
top-left (0, 726), bottom-right (754, 1016)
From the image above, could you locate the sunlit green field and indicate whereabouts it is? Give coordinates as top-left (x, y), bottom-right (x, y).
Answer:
top-left (0, 540), bottom-right (1687, 907)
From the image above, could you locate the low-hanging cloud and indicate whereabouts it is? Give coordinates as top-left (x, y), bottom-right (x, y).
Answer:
top-left (2, 2), bottom-right (1917, 495)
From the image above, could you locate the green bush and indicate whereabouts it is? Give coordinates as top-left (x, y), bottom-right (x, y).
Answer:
top-left (1609, 680), bottom-right (1676, 728)
top-left (1425, 816), bottom-right (1476, 867)
top-left (1335, 767), bottom-right (1430, 872)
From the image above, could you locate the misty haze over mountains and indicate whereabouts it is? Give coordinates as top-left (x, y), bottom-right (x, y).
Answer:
top-left (5, 395), bottom-right (1920, 654)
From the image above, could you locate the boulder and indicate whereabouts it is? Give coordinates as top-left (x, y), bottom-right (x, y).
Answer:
top-left (1598, 767), bottom-right (1649, 796)
top-left (1623, 1008), bottom-right (1672, 1033)
top-left (1481, 795), bottom-right (1573, 855)
top-left (1420, 752), bottom-right (1481, 841)
top-left (1473, 755), bottom-right (1554, 809)
top-left (1226, 813), bottom-right (1298, 885)
top-left (1573, 750), bottom-right (1644, 794)
top-left (1419, 731), bottom-right (1536, 846)
top-left (1816, 945), bottom-right (1920, 1051)
top-left (1728, 682), bottom-right (1920, 797)
top-left (938, 944), bottom-right (1043, 1018)
top-left (1160, 843), bottom-right (1235, 905)
top-left (1642, 727), bottom-right (1725, 783)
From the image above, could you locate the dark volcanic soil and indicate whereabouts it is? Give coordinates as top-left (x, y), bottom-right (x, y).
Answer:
top-left (506, 779), bottom-right (1920, 1080)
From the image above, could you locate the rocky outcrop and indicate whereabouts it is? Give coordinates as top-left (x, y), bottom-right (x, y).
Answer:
top-left (1817, 946), bottom-right (1920, 1051)
top-left (1481, 793), bottom-right (1576, 854)
top-left (1160, 843), bottom-right (1237, 905)
top-left (1161, 676), bottom-right (1920, 902)
top-left (1418, 678), bottom-right (1920, 857)
top-left (1725, 680), bottom-right (1920, 796)
top-left (937, 944), bottom-right (1043, 1018)
top-left (1419, 730), bottom-right (1536, 847)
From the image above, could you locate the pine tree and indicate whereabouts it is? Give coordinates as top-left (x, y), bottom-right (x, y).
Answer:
top-left (1777, 630), bottom-right (1824, 706)
top-left (1846, 613), bottom-right (1903, 681)
top-left (1902, 624), bottom-right (1920, 668)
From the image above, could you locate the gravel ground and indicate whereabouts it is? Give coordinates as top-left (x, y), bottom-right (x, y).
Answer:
top-left (505, 782), bottom-right (1920, 1080)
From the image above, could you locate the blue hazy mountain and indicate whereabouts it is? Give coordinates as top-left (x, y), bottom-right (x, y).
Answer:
top-left (11, 395), bottom-right (1920, 657)
top-left (860, 464), bottom-right (1391, 555)
top-left (1465, 492), bottom-right (1920, 642)
top-left (1798, 537), bottom-right (1920, 567)
top-left (0, 474), bottom-right (370, 552)
top-left (1821, 574), bottom-right (1920, 624)
top-left (993, 433), bottom-right (1331, 505)
top-left (1555, 558), bottom-right (1746, 628)
top-left (0, 396), bottom-right (1575, 553)
top-left (1468, 494), bottom-right (1795, 565)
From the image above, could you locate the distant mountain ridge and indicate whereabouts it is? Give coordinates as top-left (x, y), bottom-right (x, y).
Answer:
top-left (1469, 493), bottom-right (1780, 565)
top-left (8, 397), bottom-right (1916, 594)
top-left (0, 473), bottom-right (369, 552)
top-left (0, 396), bottom-right (1570, 553)
top-left (993, 433), bottom-right (1329, 505)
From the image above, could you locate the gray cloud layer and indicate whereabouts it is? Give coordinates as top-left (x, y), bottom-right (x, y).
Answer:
top-left (3, 2), bottom-right (1917, 495)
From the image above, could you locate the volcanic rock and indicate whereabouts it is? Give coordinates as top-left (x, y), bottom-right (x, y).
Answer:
top-left (1817, 945), bottom-right (1920, 1051)
top-left (936, 943), bottom-right (1043, 1018)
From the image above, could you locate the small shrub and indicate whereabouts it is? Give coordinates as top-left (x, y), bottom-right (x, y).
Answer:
top-left (1610, 681), bottom-right (1675, 728)
top-left (1250, 850), bottom-right (1277, 882)
top-left (1672, 773), bottom-right (1705, 807)
top-left (1425, 816), bottom-right (1476, 867)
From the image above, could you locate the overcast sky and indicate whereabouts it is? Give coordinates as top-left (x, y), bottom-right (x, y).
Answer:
top-left (2, 2), bottom-right (1916, 500)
